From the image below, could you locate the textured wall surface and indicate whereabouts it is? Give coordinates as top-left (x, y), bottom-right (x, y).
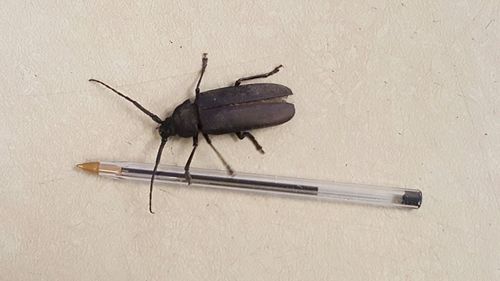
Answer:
top-left (1, 1), bottom-right (499, 280)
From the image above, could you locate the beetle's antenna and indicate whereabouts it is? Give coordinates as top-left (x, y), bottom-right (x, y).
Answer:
top-left (149, 138), bottom-right (167, 214)
top-left (89, 79), bottom-right (163, 124)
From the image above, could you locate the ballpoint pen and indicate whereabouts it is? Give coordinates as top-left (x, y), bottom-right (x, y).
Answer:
top-left (77, 161), bottom-right (422, 209)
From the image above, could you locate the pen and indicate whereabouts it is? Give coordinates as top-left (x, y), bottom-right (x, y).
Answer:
top-left (77, 161), bottom-right (422, 209)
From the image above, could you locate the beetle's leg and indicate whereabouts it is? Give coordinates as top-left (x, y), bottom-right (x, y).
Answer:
top-left (195, 53), bottom-right (208, 98)
top-left (236, 132), bottom-right (265, 154)
top-left (234, 65), bottom-right (283, 86)
top-left (202, 133), bottom-right (234, 175)
top-left (184, 135), bottom-right (199, 184)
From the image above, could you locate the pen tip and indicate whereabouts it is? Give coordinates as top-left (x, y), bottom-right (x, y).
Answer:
top-left (76, 162), bottom-right (100, 174)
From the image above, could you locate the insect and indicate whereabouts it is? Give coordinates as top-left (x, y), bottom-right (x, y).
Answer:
top-left (89, 54), bottom-right (295, 213)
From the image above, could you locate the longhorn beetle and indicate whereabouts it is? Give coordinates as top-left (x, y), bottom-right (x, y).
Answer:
top-left (89, 54), bottom-right (295, 213)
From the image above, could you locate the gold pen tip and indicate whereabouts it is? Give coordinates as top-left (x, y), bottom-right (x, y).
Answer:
top-left (76, 162), bottom-right (100, 174)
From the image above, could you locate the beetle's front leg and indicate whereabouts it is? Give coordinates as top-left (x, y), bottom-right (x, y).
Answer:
top-left (234, 65), bottom-right (283, 86)
top-left (195, 53), bottom-right (208, 99)
top-left (184, 135), bottom-right (199, 184)
top-left (236, 132), bottom-right (265, 154)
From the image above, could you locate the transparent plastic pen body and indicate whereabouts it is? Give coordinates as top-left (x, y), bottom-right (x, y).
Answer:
top-left (99, 161), bottom-right (422, 209)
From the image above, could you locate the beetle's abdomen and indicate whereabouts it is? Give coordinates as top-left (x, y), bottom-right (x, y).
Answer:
top-left (172, 100), bottom-right (199, 137)
top-left (199, 102), bottom-right (295, 135)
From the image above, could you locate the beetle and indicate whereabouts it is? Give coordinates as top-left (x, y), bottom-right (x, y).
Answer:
top-left (89, 54), bottom-right (295, 213)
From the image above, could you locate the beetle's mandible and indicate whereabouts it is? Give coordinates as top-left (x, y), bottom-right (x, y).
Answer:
top-left (89, 54), bottom-right (295, 213)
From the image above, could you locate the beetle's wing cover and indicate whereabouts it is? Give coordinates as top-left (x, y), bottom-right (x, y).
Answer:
top-left (199, 102), bottom-right (295, 135)
top-left (197, 83), bottom-right (292, 109)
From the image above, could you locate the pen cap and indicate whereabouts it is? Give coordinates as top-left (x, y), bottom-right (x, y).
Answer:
top-left (402, 191), bottom-right (422, 208)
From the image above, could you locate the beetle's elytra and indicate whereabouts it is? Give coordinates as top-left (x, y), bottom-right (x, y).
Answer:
top-left (89, 54), bottom-right (295, 213)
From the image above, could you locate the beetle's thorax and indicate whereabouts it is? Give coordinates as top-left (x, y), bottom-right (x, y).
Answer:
top-left (166, 99), bottom-right (199, 138)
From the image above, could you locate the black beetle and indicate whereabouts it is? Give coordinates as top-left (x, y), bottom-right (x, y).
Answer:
top-left (89, 54), bottom-right (295, 213)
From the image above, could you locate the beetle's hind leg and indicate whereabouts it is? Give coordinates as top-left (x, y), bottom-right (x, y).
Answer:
top-left (234, 65), bottom-right (283, 86)
top-left (184, 135), bottom-right (199, 184)
top-left (236, 132), bottom-right (265, 154)
top-left (203, 134), bottom-right (234, 175)
top-left (195, 53), bottom-right (208, 98)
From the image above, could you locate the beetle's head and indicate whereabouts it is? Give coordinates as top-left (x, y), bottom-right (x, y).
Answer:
top-left (158, 117), bottom-right (175, 140)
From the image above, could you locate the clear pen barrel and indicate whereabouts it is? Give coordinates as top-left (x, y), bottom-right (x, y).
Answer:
top-left (100, 162), bottom-right (421, 209)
